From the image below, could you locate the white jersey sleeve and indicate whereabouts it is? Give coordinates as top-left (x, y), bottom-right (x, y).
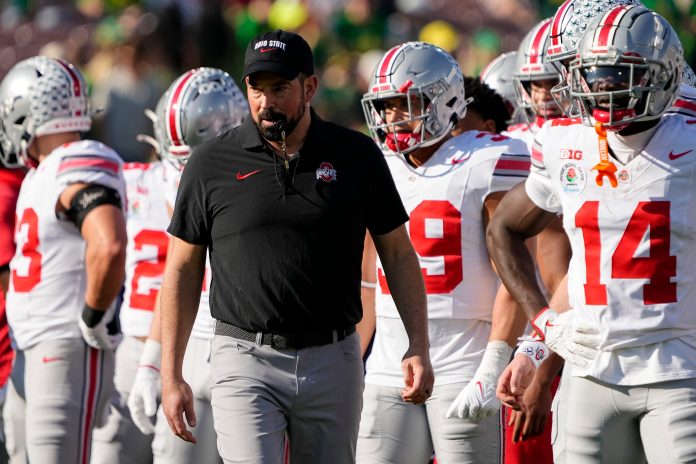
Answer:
top-left (664, 83), bottom-right (696, 119)
top-left (54, 140), bottom-right (126, 200)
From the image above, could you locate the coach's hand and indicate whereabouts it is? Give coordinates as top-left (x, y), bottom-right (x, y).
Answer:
top-left (401, 345), bottom-right (434, 404)
top-left (162, 378), bottom-right (197, 444)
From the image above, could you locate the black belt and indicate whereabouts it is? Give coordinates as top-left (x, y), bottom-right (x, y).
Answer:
top-left (214, 320), bottom-right (356, 350)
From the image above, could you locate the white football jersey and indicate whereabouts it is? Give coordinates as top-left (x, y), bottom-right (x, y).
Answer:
top-left (7, 140), bottom-right (126, 350)
top-left (664, 83), bottom-right (696, 119)
top-left (526, 115), bottom-right (696, 385)
top-left (376, 131), bottom-right (530, 321)
top-left (119, 162), bottom-right (170, 337)
top-left (503, 121), bottom-right (536, 148)
top-left (164, 161), bottom-right (215, 341)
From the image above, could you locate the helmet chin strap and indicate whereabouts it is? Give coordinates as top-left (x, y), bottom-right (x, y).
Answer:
top-left (384, 119), bottom-right (425, 154)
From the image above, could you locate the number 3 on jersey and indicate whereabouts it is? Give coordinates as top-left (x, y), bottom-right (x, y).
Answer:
top-left (12, 208), bottom-right (41, 292)
top-left (576, 200), bottom-right (676, 306)
top-left (379, 200), bottom-right (463, 294)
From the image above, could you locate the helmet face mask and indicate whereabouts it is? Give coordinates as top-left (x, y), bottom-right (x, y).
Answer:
top-left (0, 56), bottom-right (91, 168)
top-left (362, 42), bottom-right (466, 156)
top-left (569, 5), bottom-right (683, 131)
top-left (155, 67), bottom-right (247, 167)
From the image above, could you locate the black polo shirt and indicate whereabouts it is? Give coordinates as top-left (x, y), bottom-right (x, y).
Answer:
top-left (168, 109), bottom-right (408, 332)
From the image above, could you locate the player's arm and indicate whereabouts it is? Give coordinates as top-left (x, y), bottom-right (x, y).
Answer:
top-left (447, 190), bottom-right (528, 420)
top-left (535, 215), bottom-right (571, 295)
top-left (486, 182), bottom-right (555, 321)
top-left (357, 232), bottom-right (377, 358)
top-left (372, 224), bottom-right (433, 405)
top-left (159, 236), bottom-right (206, 443)
top-left (59, 182), bottom-right (127, 349)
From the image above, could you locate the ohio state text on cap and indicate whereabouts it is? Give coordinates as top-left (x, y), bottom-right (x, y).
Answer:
top-left (242, 30), bottom-right (314, 80)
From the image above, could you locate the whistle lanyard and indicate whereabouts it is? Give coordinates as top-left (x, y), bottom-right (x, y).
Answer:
top-left (592, 122), bottom-right (618, 188)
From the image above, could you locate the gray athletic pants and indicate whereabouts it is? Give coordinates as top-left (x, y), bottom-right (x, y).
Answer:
top-left (210, 331), bottom-right (364, 464)
top-left (356, 383), bottom-right (501, 464)
top-left (565, 375), bottom-right (696, 464)
top-left (152, 336), bottom-right (221, 464)
top-left (6, 338), bottom-right (114, 464)
top-left (4, 350), bottom-right (26, 464)
top-left (91, 335), bottom-right (154, 464)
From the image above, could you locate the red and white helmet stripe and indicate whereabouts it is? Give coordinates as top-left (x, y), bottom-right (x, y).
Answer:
top-left (371, 43), bottom-right (409, 93)
top-left (547, 0), bottom-right (574, 59)
top-left (165, 69), bottom-right (197, 153)
top-left (592, 5), bottom-right (633, 49)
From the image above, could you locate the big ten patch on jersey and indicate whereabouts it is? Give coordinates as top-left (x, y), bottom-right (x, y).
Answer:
top-left (376, 131), bottom-right (530, 320)
top-left (537, 115), bottom-right (696, 351)
top-left (120, 161), bottom-right (171, 337)
top-left (7, 140), bottom-right (125, 350)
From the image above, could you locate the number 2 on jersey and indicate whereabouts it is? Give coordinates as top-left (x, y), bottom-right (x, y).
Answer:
top-left (129, 230), bottom-right (169, 311)
top-left (379, 200), bottom-right (463, 294)
top-left (576, 200), bottom-right (676, 305)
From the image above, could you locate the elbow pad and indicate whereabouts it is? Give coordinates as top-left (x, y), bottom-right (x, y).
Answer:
top-left (65, 184), bottom-right (122, 231)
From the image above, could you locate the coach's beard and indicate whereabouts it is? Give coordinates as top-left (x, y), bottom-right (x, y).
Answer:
top-left (257, 105), bottom-right (305, 142)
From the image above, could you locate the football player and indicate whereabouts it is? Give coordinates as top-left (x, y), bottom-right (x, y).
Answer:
top-left (480, 51), bottom-right (522, 124)
top-left (356, 42), bottom-right (530, 464)
top-left (489, 6), bottom-right (696, 462)
top-left (0, 56), bottom-right (127, 464)
top-left (108, 67), bottom-right (247, 464)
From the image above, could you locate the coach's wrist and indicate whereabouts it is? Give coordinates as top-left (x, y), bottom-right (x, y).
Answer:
top-left (81, 303), bottom-right (107, 328)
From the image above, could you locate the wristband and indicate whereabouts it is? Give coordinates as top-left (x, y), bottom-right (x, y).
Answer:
top-left (517, 336), bottom-right (548, 368)
top-left (82, 303), bottom-right (106, 328)
top-left (139, 339), bottom-right (162, 371)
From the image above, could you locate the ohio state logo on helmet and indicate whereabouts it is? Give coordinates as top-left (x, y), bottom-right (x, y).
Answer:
top-left (316, 162), bottom-right (337, 182)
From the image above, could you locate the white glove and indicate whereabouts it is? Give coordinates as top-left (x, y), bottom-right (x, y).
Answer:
top-left (128, 339), bottom-right (162, 435)
top-left (446, 341), bottom-right (513, 421)
top-left (532, 308), bottom-right (600, 369)
top-left (78, 305), bottom-right (121, 350)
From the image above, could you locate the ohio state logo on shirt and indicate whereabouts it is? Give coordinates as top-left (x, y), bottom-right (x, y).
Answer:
top-left (316, 162), bottom-right (337, 182)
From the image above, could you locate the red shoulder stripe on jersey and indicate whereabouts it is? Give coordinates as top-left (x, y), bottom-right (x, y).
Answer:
top-left (58, 157), bottom-right (120, 176)
top-left (673, 99), bottom-right (696, 113)
top-left (123, 162), bottom-right (151, 171)
top-left (495, 159), bottom-right (531, 172)
top-left (532, 147), bottom-right (543, 163)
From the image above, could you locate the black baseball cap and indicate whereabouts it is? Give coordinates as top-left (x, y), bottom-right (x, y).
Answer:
top-left (242, 30), bottom-right (314, 81)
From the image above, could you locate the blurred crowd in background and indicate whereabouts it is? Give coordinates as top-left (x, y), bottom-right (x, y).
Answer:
top-left (0, 0), bottom-right (694, 162)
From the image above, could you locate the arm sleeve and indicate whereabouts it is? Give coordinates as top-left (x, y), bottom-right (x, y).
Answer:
top-left (364, 146), bottom-right (409, 236)
top-left (525, 134), bottom-right (561, 213)
top-left (166, 151), bottom-right (210, 245)
top-left (487, 138), bottom-right (531, 194)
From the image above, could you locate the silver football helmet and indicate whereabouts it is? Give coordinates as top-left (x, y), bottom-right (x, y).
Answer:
top-left (481, 51), bottom-right (520, 119)
top-left (155, 67), bottom-right (247, 166)
top-left (0, 56), bottom-right (91, 167)
top-left (361, 42), bottom-right (467, 156)
top-left (514, 18), bottom-right (564, 123)
top-left (569, 5), bottom-right (683, 130)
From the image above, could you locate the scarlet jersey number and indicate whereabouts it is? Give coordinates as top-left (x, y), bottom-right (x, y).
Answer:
top-left (12, 208), bottom-right (41, 293)
top-left (129, 229), bottom-right (169, 311)
top-left (576, 200), bottom-right (676, 305)
top-left (379, 200), bottom-right (463, 294)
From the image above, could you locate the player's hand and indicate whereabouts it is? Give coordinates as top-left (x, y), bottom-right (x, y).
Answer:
top-left (162, 378), bottom-right (197, 444)
top-left (446, 341), bottom-right (512, 421)
top-left (128, 365), bottom-right (161, 434)
top-left (510, 378), bottom-right (553, 442)
top-left (532, 308), bottom-right (600, 369)
top-left (497, 354), bottom-right (536, 410)
top-left (78, 313), bottom-right (120, 350)
top-left (400, 346), bottom-right (434, 404)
